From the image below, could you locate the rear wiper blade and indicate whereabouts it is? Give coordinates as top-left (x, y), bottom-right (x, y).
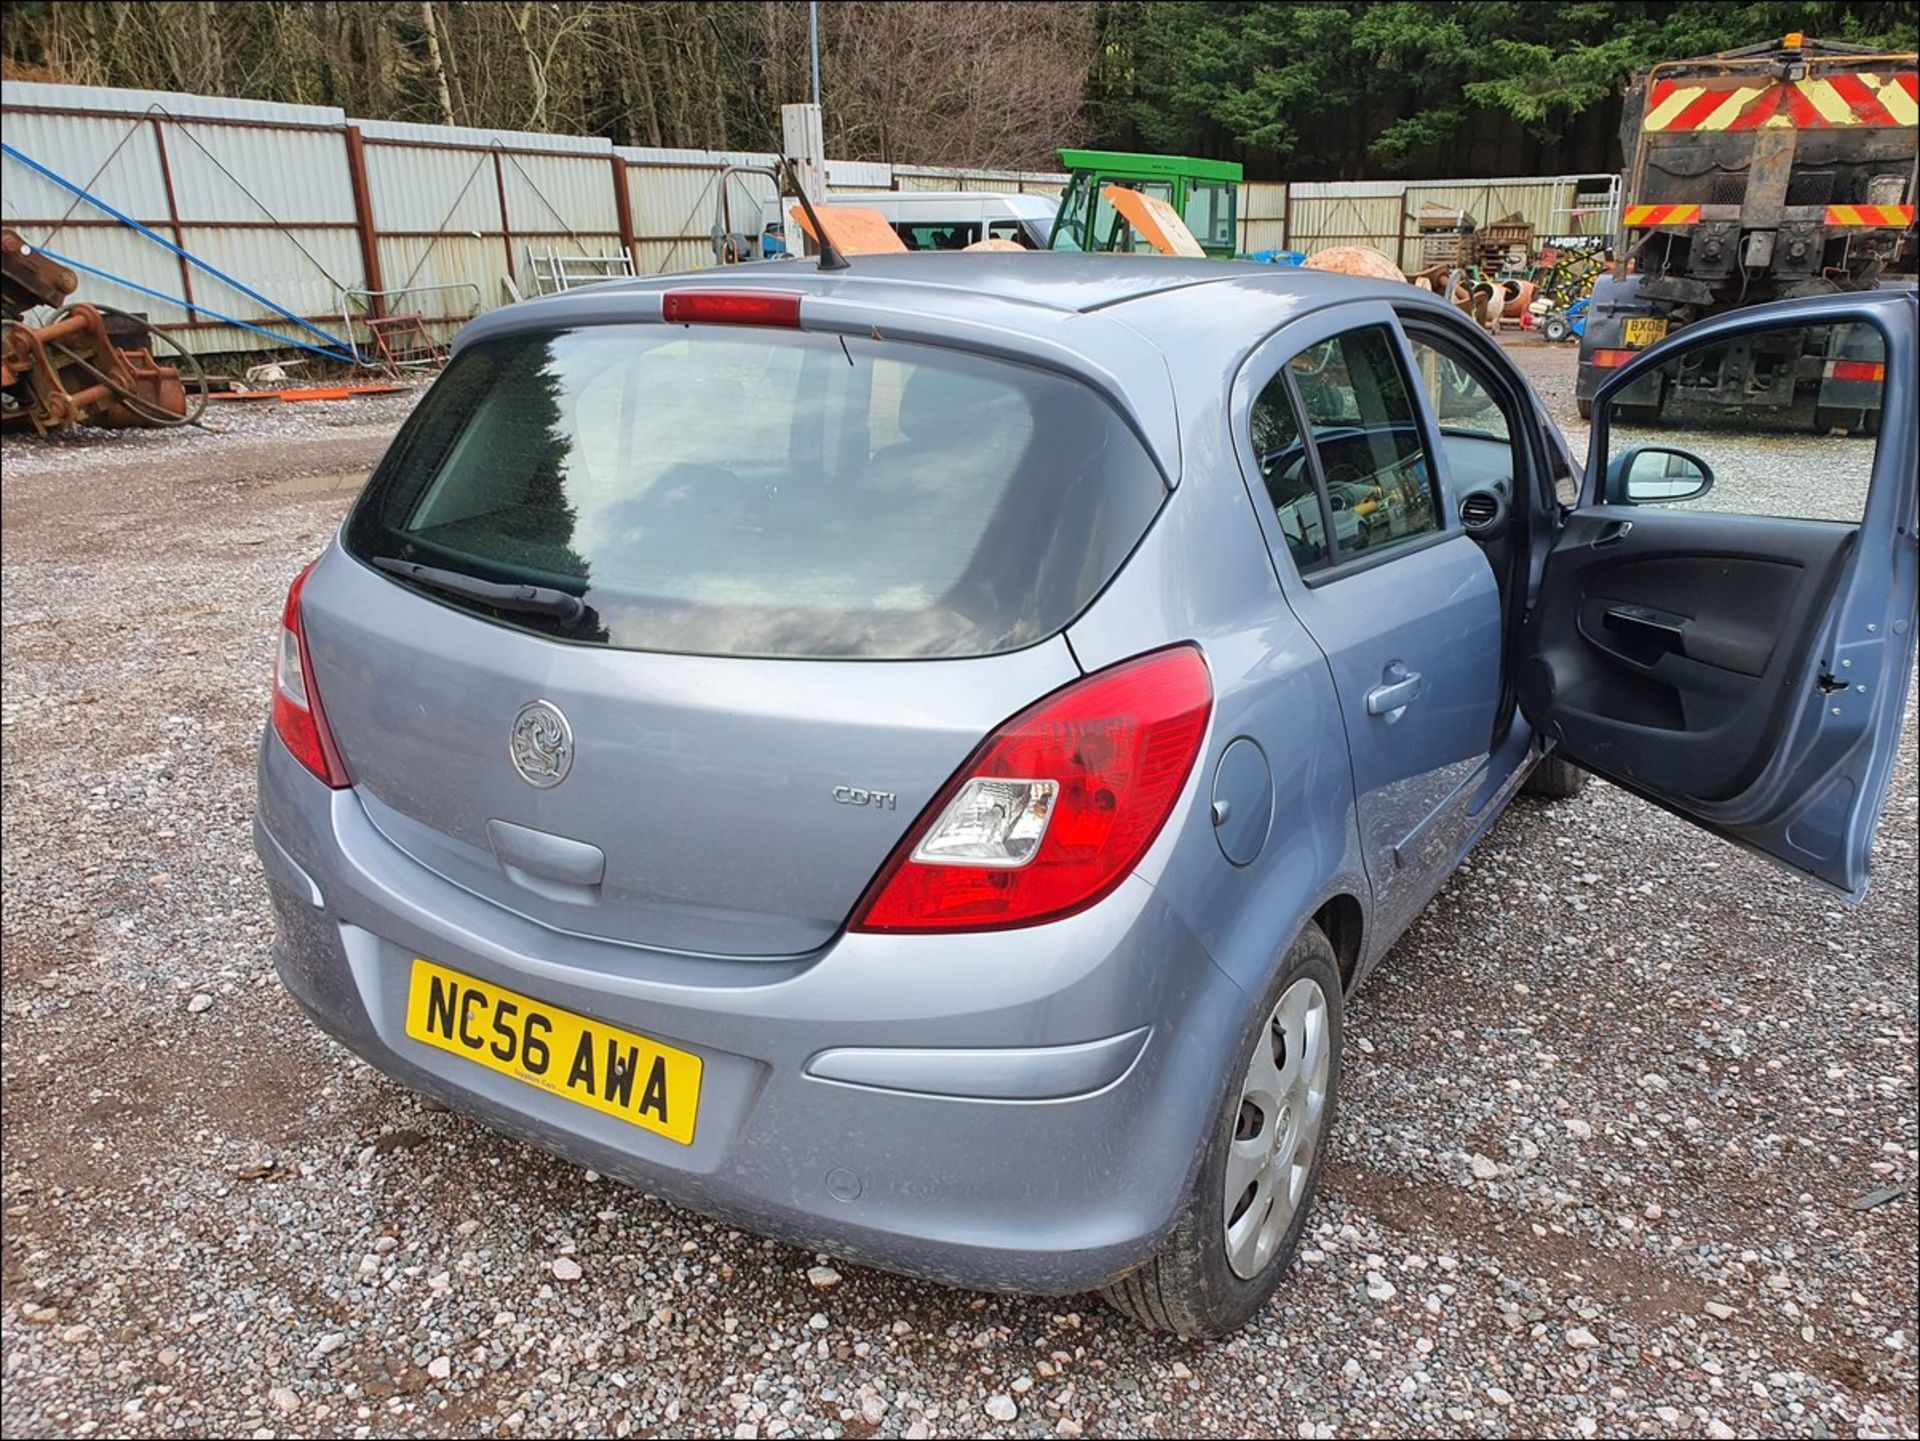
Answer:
top-left (370, 556), bottom-right (586, 625)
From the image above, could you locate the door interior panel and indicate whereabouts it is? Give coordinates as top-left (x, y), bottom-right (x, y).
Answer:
top-left (1519, 508), bottom-right (1854, 801)
top-left (1583, 555), bottom-right (1805, 675)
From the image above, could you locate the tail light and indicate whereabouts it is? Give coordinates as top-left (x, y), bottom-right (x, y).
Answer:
top-left (1590, 348), bottom-right (1635, 369)
top-left (1825, 359), bottom-right (1885, 383)
top-left (851, 646), bottom-right (1212, 934)
top-left (272, 560), bottom-right (351, 788)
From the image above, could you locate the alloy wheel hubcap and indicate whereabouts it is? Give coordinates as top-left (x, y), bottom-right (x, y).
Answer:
top-left (1222, 975), bottom-right (1332, 1280)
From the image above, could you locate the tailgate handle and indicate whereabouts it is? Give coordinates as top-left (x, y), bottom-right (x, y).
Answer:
top-left (487, 818), bottom-right (605, 898)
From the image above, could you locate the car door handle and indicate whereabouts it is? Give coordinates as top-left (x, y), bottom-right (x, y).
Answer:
top-left (1366, 668), bottom-right (1426, 717)
top-left (1590, 519), bottom-right (1634, 548)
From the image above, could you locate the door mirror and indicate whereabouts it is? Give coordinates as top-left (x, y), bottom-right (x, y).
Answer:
top-left (1599, 319), bottom-right (1884, 520)
top-left (1613, 445), bottom-right (1714, 504)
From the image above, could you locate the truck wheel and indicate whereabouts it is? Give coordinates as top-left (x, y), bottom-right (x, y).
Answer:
top-left (1524, 753), bottom-right (1588, 799)
top-left (1576, 397), bottom-right (1592, 421)
top-left (1101, 924), bottom-right (1342, 1338)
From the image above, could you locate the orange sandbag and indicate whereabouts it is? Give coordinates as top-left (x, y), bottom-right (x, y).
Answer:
top-left (1303, 246), bottom-right (1405, 282)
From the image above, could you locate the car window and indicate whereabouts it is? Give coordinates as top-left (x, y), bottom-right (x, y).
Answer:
top-left (1604, 320), bottom-right (1883, 522)
top-left (1406, 332), bottom-right (1526, 505)
top-left (897, 222), bottom-right (980, 251)
top-left (1250, 374), bottom-right (1333, 578)
top-left (346, 326), bottom-right (1165, 659)
top-left (1289, 326), bottom-right (1442, 563)
top-left (987, 218), bottom-right (1039, 249)
top-left (1407, 336), bottom-right (1509, 443)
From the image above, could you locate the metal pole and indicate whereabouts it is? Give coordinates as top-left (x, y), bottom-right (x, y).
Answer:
top-left (342, 126), bottom-right (386, 319)
top-left (809, 1), bottom-right (822, 109)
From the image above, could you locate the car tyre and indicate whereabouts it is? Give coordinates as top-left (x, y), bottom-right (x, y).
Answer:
top-left (1576, 396), bottom-right (1593, 420)
top-left (1523, 751), bottom-right (1588, 799)
top-left (1100, 923), bottom-right (1343, 1338)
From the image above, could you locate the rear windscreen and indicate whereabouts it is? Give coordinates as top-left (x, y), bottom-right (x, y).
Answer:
top-left (344, 324), bottom-right (1165, 659)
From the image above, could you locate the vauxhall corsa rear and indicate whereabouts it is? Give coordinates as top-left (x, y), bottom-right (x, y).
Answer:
top-left (257, 256), bottom-right (1919, 1338)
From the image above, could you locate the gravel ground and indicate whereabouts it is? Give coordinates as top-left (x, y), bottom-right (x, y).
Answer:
top-left (3, 341), bottom-right (1915, 1439)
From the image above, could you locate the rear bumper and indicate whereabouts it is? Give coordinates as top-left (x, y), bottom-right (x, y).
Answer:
top-left (255, 734), bottom-right (1249, 1295)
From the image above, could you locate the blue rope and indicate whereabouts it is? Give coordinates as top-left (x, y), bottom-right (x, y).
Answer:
top-left (29, 245), bottom-right (360, 361)
top-left (2, 139), bottom-right (358, 359)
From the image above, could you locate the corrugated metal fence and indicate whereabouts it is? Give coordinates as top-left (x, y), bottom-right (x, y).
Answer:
top-left (1247, 175), bottom-right (1618, 263)
top-left (1, 87), bottom-right (366, 354)
top-left (3, 80), bottom-right (1616, 358)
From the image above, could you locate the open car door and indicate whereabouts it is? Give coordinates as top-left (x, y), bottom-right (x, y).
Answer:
top-left (1519, 290), bottom-right (1917, 899)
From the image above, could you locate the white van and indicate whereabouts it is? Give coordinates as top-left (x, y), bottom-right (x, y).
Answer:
top-left (821, 191), bottom-right (1058, 251)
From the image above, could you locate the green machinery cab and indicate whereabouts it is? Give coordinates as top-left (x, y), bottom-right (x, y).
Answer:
top-left (1049, 149), bottom-right (1244, 258)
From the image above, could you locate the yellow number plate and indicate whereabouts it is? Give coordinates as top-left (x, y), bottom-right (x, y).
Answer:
top-left (1623, 317), bottom-right (1669, 347)
top-left (404, 959), bottom-right (702, 1145)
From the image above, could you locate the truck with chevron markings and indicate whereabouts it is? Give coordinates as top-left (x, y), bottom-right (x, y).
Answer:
top-left (1577, 34), bottom-right (1917, 428)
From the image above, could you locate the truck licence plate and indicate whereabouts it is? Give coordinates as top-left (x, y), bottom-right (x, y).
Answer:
top-left (1624, 318), bottom-right (1669, 347)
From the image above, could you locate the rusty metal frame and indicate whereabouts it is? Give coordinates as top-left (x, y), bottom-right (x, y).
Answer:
top-left (147, 117), bottom-right (195, 317)
top-left (611, 154), bottom-right (637, 266)
top-left (359, 132), bottom-right (615, 161)
top-left (342, 126), bottom-right (386, 317)
top-left (2, 217), bottom-right (360, 232)
top-left (1, 103), bottom-right (341, 134)
top-left (1643, 50), bottom-right (1915, 86)
top-left (3, 229), bottom-right (189, 431)
top-left (490, 149), bottom-right (515, 286)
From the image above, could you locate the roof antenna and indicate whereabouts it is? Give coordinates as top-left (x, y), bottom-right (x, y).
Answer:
top-left (780, 154), bottom-right (850, 272)
top-left (706, 16), bottom-right (849, 272)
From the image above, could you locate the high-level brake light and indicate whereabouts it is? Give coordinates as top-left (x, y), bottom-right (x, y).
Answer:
top-left (661, 291), bottom-right (802, 328)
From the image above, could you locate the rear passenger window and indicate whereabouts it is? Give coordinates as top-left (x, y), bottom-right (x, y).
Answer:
top-left (1250, 378), bottom-right (1332, 577)
top-left (1289, 326), bottom-right (1442, 562)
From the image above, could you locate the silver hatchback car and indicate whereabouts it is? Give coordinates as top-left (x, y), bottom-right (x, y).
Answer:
top-left (257, 256), bottom-right (1916, 1335)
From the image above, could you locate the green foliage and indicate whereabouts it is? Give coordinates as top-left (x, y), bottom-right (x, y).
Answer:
top-left (1088, 1), bottom-right (1919, 177)
top-left (5, 1), bottom-right (1915, 177)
